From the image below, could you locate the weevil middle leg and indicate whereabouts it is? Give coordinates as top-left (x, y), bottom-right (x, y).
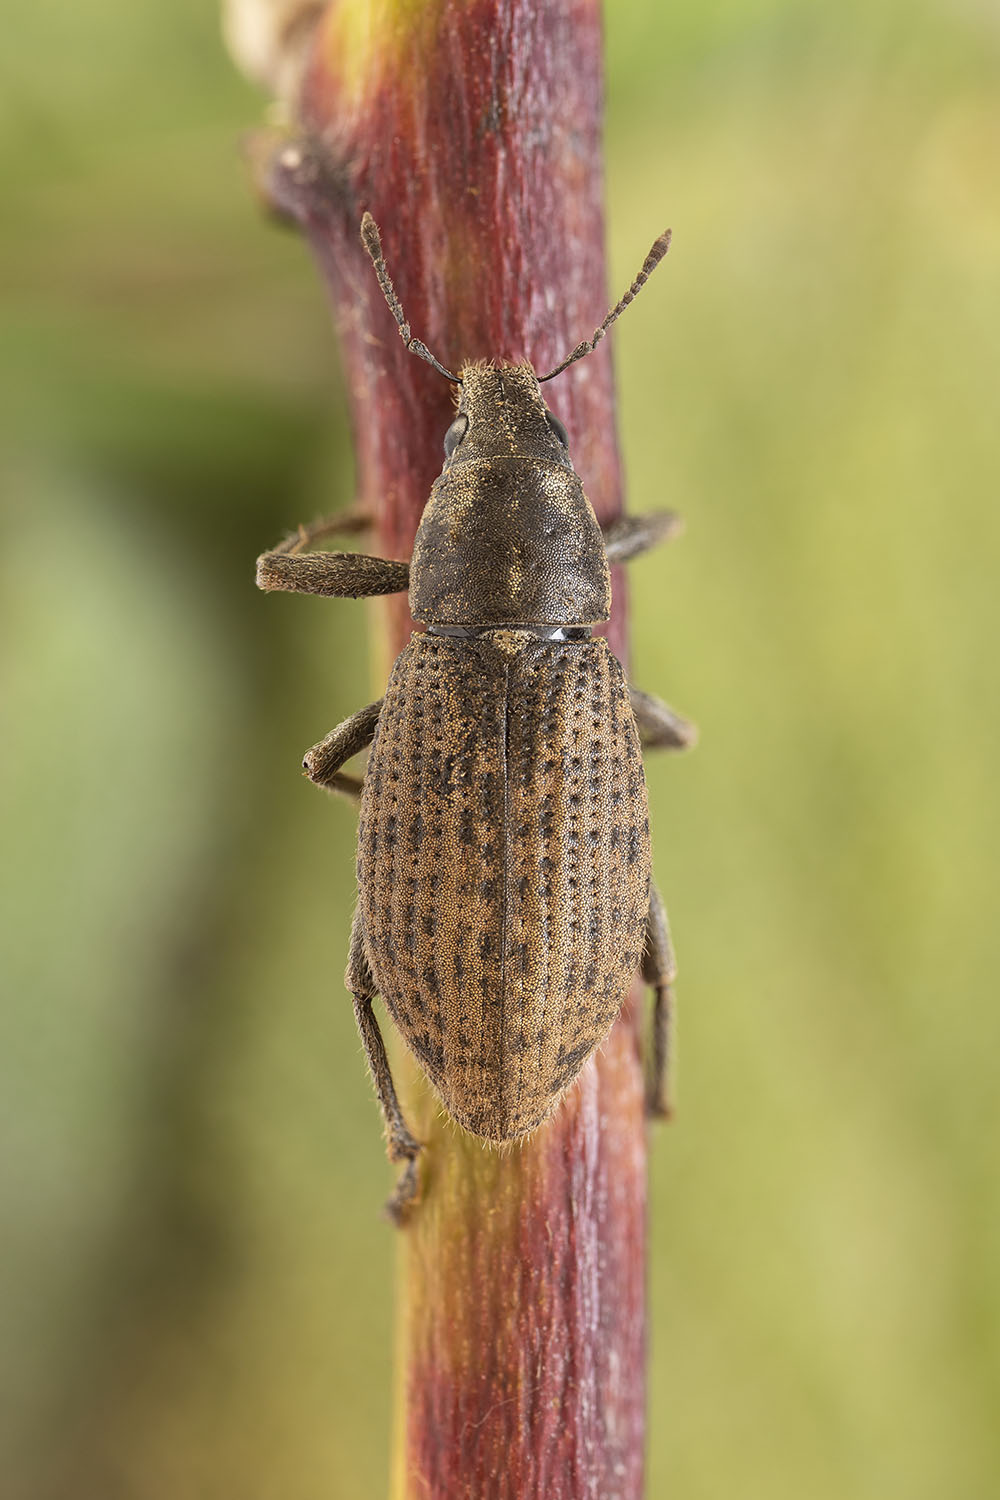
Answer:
top-left (347, 907), bottom-right (424, 1224)
top-left (604, 509), bottom-right (697, 750)
top-left (302, 699), bottom-right (382, 801)
top-left (630, 685), bottom-right (698, 752)
top-left (642, 880), bottom-right (677, 1120)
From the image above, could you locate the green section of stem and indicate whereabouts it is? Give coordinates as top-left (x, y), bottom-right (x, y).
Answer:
top-left (317, 0), bottom-right (456, 109)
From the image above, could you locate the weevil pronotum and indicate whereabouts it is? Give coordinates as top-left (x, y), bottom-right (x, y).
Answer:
top-left (257, 214), bottom-right (695, 1220)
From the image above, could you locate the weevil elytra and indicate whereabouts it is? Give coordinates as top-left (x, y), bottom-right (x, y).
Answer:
top-left (257, 215), bottom-right (695, 1221)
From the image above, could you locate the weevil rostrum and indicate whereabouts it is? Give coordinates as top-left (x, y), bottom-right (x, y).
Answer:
top-left (257, 215), bottom-right (695, 1221)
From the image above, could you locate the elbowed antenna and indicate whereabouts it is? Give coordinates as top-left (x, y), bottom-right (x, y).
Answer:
top-left (360, 213), bottom-right (459, 383)
top-left (537, 229), bottom-right (672, 382)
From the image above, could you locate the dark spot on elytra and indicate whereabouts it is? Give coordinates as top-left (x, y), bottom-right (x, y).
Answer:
top-left (411, 1031), bottom-right (444, 1072)
top-left (422, 964), bottom-right (440, 996)
top-left (553, 1038), bottom-right (594, 1080)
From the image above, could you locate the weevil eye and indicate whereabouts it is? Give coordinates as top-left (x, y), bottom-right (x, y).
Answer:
top-left (443, 414), bottom-right (469, 457)
top-left (545, 411), bottom-right (569, 448)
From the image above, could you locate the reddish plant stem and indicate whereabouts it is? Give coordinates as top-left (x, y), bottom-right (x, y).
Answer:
top-left (267, 3), bottom-right (649, 1494)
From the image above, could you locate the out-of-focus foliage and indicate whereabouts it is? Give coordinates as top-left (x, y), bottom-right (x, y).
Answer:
top-left (1, 1), bottom-right (998, 1496)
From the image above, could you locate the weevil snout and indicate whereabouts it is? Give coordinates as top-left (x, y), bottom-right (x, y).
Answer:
top-left (443, 362), bottom-right (573, 469)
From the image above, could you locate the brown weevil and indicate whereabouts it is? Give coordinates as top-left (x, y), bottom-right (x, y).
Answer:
top-left (257, 215), bottom-right (695, 1220)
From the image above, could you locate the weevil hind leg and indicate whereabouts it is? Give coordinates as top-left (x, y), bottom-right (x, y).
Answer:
top-left (347, 908), bottom-right (423, 1224)
top-left (630, 684), bottom-right (697, 753)
top-left (354, 990), bottom-right (424, 1224)
top-left (642, 881), bottom-right (676, 1120)
top-left (603, 510), bottom-right (683, 564)
top-left (303, 699), bottom-right (382, 801)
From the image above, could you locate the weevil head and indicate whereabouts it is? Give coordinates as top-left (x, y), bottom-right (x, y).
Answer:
top-left (409, 360), bottom-right (611, 629)
top-left (441, 362), bottom-right (574, 471)
top-left (358, 211), bottom-right (672, 627)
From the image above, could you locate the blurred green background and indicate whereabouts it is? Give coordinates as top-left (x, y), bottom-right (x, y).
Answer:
top-left (3, 0), bottom-right (998, 1495)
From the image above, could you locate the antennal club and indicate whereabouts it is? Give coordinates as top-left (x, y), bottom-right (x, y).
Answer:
top-left (538, 229), bottom-right (672, 383)
top-left (360, 213), bottom-right (458, 383)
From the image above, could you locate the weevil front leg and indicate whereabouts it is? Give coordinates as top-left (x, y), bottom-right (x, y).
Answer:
top-left (256, 509), bottom-right (409, 599)
top-left (257, 547), bottom-right (409, 599)
top-left (603, 509), bottom-right (683, 564)
top-left (630, 685), bottom-right (698, 752)
top-left (303, 699), bottom-right (382, 801)
top-left (347, 908), bottom-right (423, 1225)
top-left (273, 506), bottom-right (374, 550)
top-left (642, 880), bottom-right (677, 1120)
